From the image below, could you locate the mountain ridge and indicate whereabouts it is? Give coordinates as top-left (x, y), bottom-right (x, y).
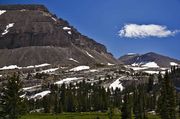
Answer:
top-left (0, 4), bottom-right (117, 67)
top-left (119, 52), bottom-right (180, 67)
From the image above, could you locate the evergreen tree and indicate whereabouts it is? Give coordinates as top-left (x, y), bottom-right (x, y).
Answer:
top-left (0, 74), bottom-right (26, 119)
top-left (158, 72), bottom-right (176, 119)
top-left (147, 75), bottom-right (154, 93)
top-left (42, 95), bottom-right (51, 113)
top-left (133, 85), bottom-right (147, 119)
top-left (60, 83), bottom-right (67, 112)
top-left (121, 92), bottom-right (132, 119)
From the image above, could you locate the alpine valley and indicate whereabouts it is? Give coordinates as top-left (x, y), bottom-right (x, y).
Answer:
top-left (0, 4), bottom-right (180, 119)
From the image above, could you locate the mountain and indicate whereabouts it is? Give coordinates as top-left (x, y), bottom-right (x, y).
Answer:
top-left (0, 5), bottom-right (117, 67)
top-left (119, 52), bottom-right (180, 68)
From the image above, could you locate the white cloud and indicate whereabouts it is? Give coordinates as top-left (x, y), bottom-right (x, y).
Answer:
top-left (119, 24), bottom-right (179, 38)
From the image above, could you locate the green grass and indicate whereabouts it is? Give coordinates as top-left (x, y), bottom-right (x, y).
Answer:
top-left (21, 112), bottom-right (180, 119)
top-left (21, 112), bottom-right (120, 119)
top-left (147, 114), bottom-right (160, 119)
top-left (21, 112), bottom-right (160, 119)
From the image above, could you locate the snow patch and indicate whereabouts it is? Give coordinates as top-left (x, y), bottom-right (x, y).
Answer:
top-left (69, 66), bottom-right (90, 72)
top-left (25, 66), bottom-right (34, 69)
top-left (23, 85), bottom-right (41, 91)
top-left (131, 62), bottom-right (143, 66)
top-left (54, 77), bottom-right (83, 85)
top-left (131, 63), bottom-right (138, 67)
top-left (160, 68), bottom-right (168, 70)
top-left (63, 27), bottom-right (71, 30)
top-left (107, 63), bottom-right (115, 66)
top-left (85, 51), bottom-right (94, 58)
top-left (20, 94), bottom-right (26, 98)
top-left (30, 90), bottom-right (51, 99)
top-left (131, 62), bottom-right (159, 68)
top-left (143, 71), bottom-right (165, 75)
top-left (2, 23), bottom-right (14, 36)
top-left (0, 63), bottom-right (50, 70)
top-left (63, 27), bottom-right (72, 35)
top-left (51, 17), bottom-right (57, 21)
top-left (89, 69), bottom-right (98, 72)
top-left (69, 58), bottom-right (79, 63)
top-left (170, 62), bottom-right (178, 66)
top-left (24, 63), bottom-right (50, 69)
top-left (0, 65), bottom-right (21, 70)
top-left (34, 63), bottom-right (50, 68)
top-left (68, 31), bottom-right (72, 35)
top-left (38, 68), bottom-right (59, 73)
top-left (143, 71), bottom-right (159, 74)
top-left (109, 77), bottom-right (125, 91)
top-left (0, 10), bottom-right (6, 15)
top-left (142, 62), bottom-right (159, 68)
top-left (130, 66), bottom-right (148, 71)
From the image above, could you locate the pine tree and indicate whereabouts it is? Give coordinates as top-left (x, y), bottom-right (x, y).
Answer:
top-left (43, 95), bottom-right (51, 113)
top-left (158, 72), bottom-right (176, 119)
top-left (0, 74), bottom-right (26, 119)
top-left (147, 75), bottom-right (154, 93)
top-left (121, 92), bottom-right (133, 119)
top-left (133, 85), bottom-right (147, 119)
top-left (60, 83), bottom-right (67, 112)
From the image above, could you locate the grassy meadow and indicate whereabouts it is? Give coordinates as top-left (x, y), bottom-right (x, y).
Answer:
top-left (21, 112), bottom-right (160, 119)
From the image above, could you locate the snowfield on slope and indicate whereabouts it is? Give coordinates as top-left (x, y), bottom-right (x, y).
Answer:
top-left (30, 90), bottom-right (51, 99)
top-left (107, 63), bottom-right (115, 66)
top-left (69, 58), bottom-right (79, 63)
top-left (89, 69), bottom-right (99, 72)
top-left (129, 66), bottom-right (148, 71)
top-left (131, 62), bottom-right (143, 66)
top-left (63, 27), bottom-right (72, 35)
top-left (2, 23), bottom-right (14, 35)
top-left (54, 77), bottom-right (83, 85)
top-left (51, 17), bottom-right (57, 21)
top-left (85, 51), bottom-right (94, 58)
top-left (131, 62), bottom-right (159, 68)
top-left (23, 85), bottom-right (41, 91)
top-left (170, 62), bottom-right (178, 66)
top-left (63, 27), bottom-right (71, 30)
top-left (34, 63), bottom-right (50, 68)
top-left (109, 76), bottom-right (125, 91)
top-left (68, 31), bottom-right (72, 35)
top-left (0, 63), bottom-right (50, 70)
top-left (0, 10), bottom-right (6, 15)
top-left (69, 66), bottom-right (90, 72)
top-left (0, 65), bottom-right (21, 70)
top-left (129, 62), bottom-right (159, 71)
top-left (38, 68), bottom-right (59, 73)
top-left (143, 70), bottom-right (166, 74)
top-left (142, 62), bottom-right (159, 68)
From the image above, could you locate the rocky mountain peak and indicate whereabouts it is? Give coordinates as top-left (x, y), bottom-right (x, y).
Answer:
top-left (0, 4), bottom-right (49, 12)
top-left (0, 4), bottom-right (117, 67)
top-left (119, 52), bottom-right (180, 68)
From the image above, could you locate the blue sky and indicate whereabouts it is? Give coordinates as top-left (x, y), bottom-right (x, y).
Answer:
top-left (1, 0), bottom-right (180, 59)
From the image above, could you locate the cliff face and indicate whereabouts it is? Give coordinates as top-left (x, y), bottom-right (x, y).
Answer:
top-left (0, 5), bottom-right (117, 67)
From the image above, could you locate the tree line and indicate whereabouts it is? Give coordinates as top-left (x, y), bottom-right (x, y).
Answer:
top-left (0, 67), bottom-right (180, 119)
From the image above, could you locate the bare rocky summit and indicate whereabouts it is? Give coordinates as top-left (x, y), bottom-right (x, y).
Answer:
top-left (119, 52), bottom-right (180, 68)
top-left (0, 5), bottom-right (117, 67)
